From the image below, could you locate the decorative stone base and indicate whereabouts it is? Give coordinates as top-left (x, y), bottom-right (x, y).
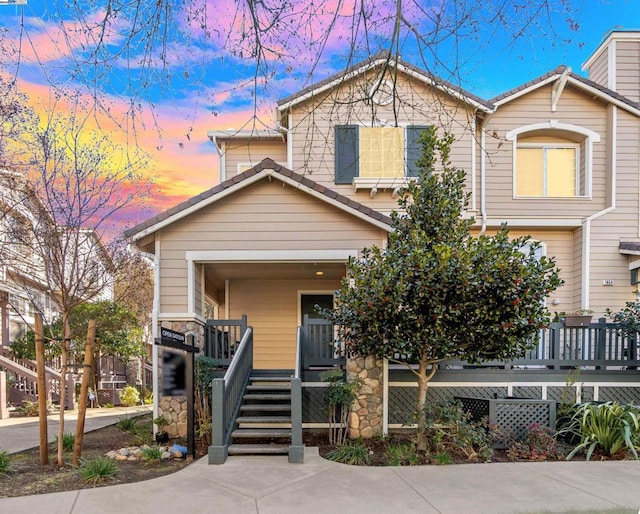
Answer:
top-left (159, 396), bottom-right (187, 438)
top-left (347, 355), bottom-right (384, 439)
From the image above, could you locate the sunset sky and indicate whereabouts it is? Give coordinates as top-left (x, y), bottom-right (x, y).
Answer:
top-left (0, 1), bottom-right (639, 232)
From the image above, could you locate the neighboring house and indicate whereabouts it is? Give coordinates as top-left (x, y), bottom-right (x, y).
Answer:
top-left (0, 169), bottom-right (56, 347)
top-left (125, 31), bottom-right (640, 446)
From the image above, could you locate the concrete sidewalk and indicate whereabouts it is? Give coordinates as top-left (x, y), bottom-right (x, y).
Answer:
top-left (1, 445), bottom-right (640, 513)
top-left (1, 410), bottom-right (640, 514)
top-left (0, 405), bottom-right (151, 454)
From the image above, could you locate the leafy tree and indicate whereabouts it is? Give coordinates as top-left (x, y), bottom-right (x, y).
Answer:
top-left (323, 128), bottom-right (563, 451)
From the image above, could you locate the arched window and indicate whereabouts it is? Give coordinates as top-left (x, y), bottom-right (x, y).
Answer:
top-left (506, 122), bottom-right (600, 199)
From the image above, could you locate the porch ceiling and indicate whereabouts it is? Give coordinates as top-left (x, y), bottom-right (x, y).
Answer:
top-left (203, 261), bottom-right (347, 290)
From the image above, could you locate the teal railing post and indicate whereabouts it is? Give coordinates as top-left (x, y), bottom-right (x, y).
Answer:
top-left (596, 317), bottom-right (607, 370)
top-left (289, 377), bottom-right (304, 463)
top-left (208, 377), bottom-right (228, 464)
top-left (551, 323), bottom-right (561, 370)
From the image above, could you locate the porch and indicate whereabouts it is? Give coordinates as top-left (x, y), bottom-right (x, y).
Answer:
top-left (205, 316), bottom-right (640, 463)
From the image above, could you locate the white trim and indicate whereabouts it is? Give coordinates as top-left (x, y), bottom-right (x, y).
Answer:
top-left (187, 259), bottom-right (195, 314)
top-left (480, 121), bottom-right (487, 234)
top-left (129, 168), bottom-right (392, 240)
top-left (582, 219), bottom-right (590, 310)
top-left (297, 290), bottom-right (336, 327)
top-left (287, 112), bottom-right (293, 169)
top-left (476, 217), bottom-right (583, 228)
top-left (383, 358), bottom-right (389, 436)
top-left (608, 40), bottom-right (617, 91)
top-left (219, 141), bottom-right (226, 182)
top-left (506, 121), bottom-right (600, 142)
top-left (186, 249), bottom-right (359, 263)
top-left (224, 280), bottom-right (230, 319)
top-left (276, 58), bottom-right (492, 114)
top-left (494, 71), bottom-right (640, 118)
top-left (352, 177), bottom-right (416, 193)
top-left (508, 121), bottom-right (599, 200)
top-left (582, 30), bottom-right (640, 72)
top-left (551, 67), bottom-right (571, 112)
top-left (471, 116), bottom-right (477, 212)
top-left (200, 265), bottom-right (206, 316)
top-left (158, 313), bottom-right (206, 324)
top-left (623, 250), bottom-right (640, 260)
top-left (513, 143), bottom-right (583, 199)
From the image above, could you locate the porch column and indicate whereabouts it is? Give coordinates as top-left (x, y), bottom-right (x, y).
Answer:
top-left (0, 292), bottom-right (8, 348)
top-left (347, 355), bottom-right (384, 439)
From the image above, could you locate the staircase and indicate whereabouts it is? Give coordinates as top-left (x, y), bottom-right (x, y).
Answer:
top-left (228, 371), bottom-right (293, 456)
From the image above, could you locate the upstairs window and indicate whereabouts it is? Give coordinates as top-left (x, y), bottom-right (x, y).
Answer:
top-left (516, 145), bottom-right (579, 197)
top-left (507, 121), bottom-right (600, 199)
top-left (335, 125), bottom-right (429, 185)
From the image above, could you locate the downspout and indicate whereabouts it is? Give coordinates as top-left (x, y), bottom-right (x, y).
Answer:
top-left (471, 115), bottom-right (477, 212)
top-left (479, 117), bottom-right (489, 234)
top-left (287, 111), bottom-right (293, 169)
top-left (581, 105), bottom-right (617, 309)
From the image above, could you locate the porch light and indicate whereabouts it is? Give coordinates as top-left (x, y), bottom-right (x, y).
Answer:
top-left (315, 271), bottom-right (324, 276)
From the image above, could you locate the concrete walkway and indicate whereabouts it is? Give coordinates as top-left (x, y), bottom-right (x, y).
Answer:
top-left (1, 411), bottom-right (640, 514)
top-left (0, 405), bottom-right (152, 454)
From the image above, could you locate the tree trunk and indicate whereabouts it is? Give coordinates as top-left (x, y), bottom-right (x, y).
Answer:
top-left (73, 319), bottom-right (95, 466)
top-left (56, 316), bottom-right (71, 468)
top-left (415, 354), bottom-right (430, 452)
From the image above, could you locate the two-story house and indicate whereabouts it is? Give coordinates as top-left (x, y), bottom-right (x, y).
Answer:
top-left (127, 30), bottom-right (640, 366)
top-left (125, 31), bottom-right (640, 452)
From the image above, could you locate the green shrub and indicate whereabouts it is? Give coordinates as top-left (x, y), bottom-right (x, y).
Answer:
top-left (142, 388), bottom-right (153, 405)
top-left (507, 423), bottom-right (563, 461)
top-left (118, 386), bottom-right (140, 407)
top-left (563, 401), bottom-right (640, 460)
top-left (0, 450), bottom-right (12, 476)
top-left (385, 442), bottom-right (418, 466)
top-left (140, 446), bottom-right (163, 462)
top-left (17, 400), bottom-right (40, 417)
top-left (78, 457), bottom-right (117, 483)
top-left (54, 433), bottom-right (75, 451)
top-left (116, 416), bottom-right (138, 432)
top-left (418, 401), bottom-right (496, 463)
top-left (431, 452), bottom-right (453, 465)
top-left (325, 441), bottom-right (371, 465)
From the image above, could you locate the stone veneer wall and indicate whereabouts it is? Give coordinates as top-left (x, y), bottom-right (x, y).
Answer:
top-left (157, 319), bottom-right (205, 439)
top-left (347, 355), bottom-right (384, 439)
top-left (159, 396), bottom-right (187, 437)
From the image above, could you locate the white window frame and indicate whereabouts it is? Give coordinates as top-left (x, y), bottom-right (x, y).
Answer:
top-left (506, 121), bottom-right (600, 200)
top-left (514, 143), bottom-right (581, 198)
top-left (236, 162), bottom-right (255, 175)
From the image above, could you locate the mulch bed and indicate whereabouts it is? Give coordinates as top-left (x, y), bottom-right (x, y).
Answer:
top-left (0, 415), bottom-right (191, 498)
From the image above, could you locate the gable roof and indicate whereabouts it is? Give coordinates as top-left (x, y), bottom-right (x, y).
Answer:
top-left (276, 51), bottom-right (494, 115)
top-left (490, 65), bottom-right (640, 116)
top-left (124, 159), bottom-right (393, 242)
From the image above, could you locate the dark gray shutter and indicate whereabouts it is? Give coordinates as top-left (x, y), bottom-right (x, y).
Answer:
top-left (335, 125), bottom-right (359, 184)
top-left (406, 125), bottom-right (431, 177)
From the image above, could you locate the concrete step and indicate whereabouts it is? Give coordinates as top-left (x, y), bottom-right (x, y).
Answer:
top-left (240, 404), bottom-right (291, 412)
top-left (243, 393), bottom-right (291, 401)
top-left (228, 444), bottom-right (289, 455)
top-left (231, 428), bottom-right (291, 439)
top-left (236, 416), bottom-right (292, 424)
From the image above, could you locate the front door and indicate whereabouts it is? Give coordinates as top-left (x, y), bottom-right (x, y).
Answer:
top-left (300, 294), bottom-right (336, 368)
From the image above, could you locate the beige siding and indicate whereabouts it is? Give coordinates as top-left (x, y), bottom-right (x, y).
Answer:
top-left (289, 70), bottom-right (476, 214)
top-left (587, 48), bottom-right (609, 88)
top-left (158, 178), bottom-right (387, 313)
top-left (223, 138), bottom-right (287, 178)
top-left (571, 228), bottom-right (583, 312)
top-left (588, 107), bottom-right (640, 314)
top-left (482, 84), bottom-right (608, 218)
top-left (615, 41), bottom-right (640, 103)
top-left (229, 279), bottom-right (341, 369)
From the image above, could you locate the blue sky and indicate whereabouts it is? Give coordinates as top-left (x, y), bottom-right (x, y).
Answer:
top-left (0, 0), bottom-right (639, 224)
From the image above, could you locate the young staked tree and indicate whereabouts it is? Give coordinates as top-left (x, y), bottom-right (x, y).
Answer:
top-left (0, 103), bottom-right (150, 468)
top-left (324, 128), bottom-right (563, 451)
